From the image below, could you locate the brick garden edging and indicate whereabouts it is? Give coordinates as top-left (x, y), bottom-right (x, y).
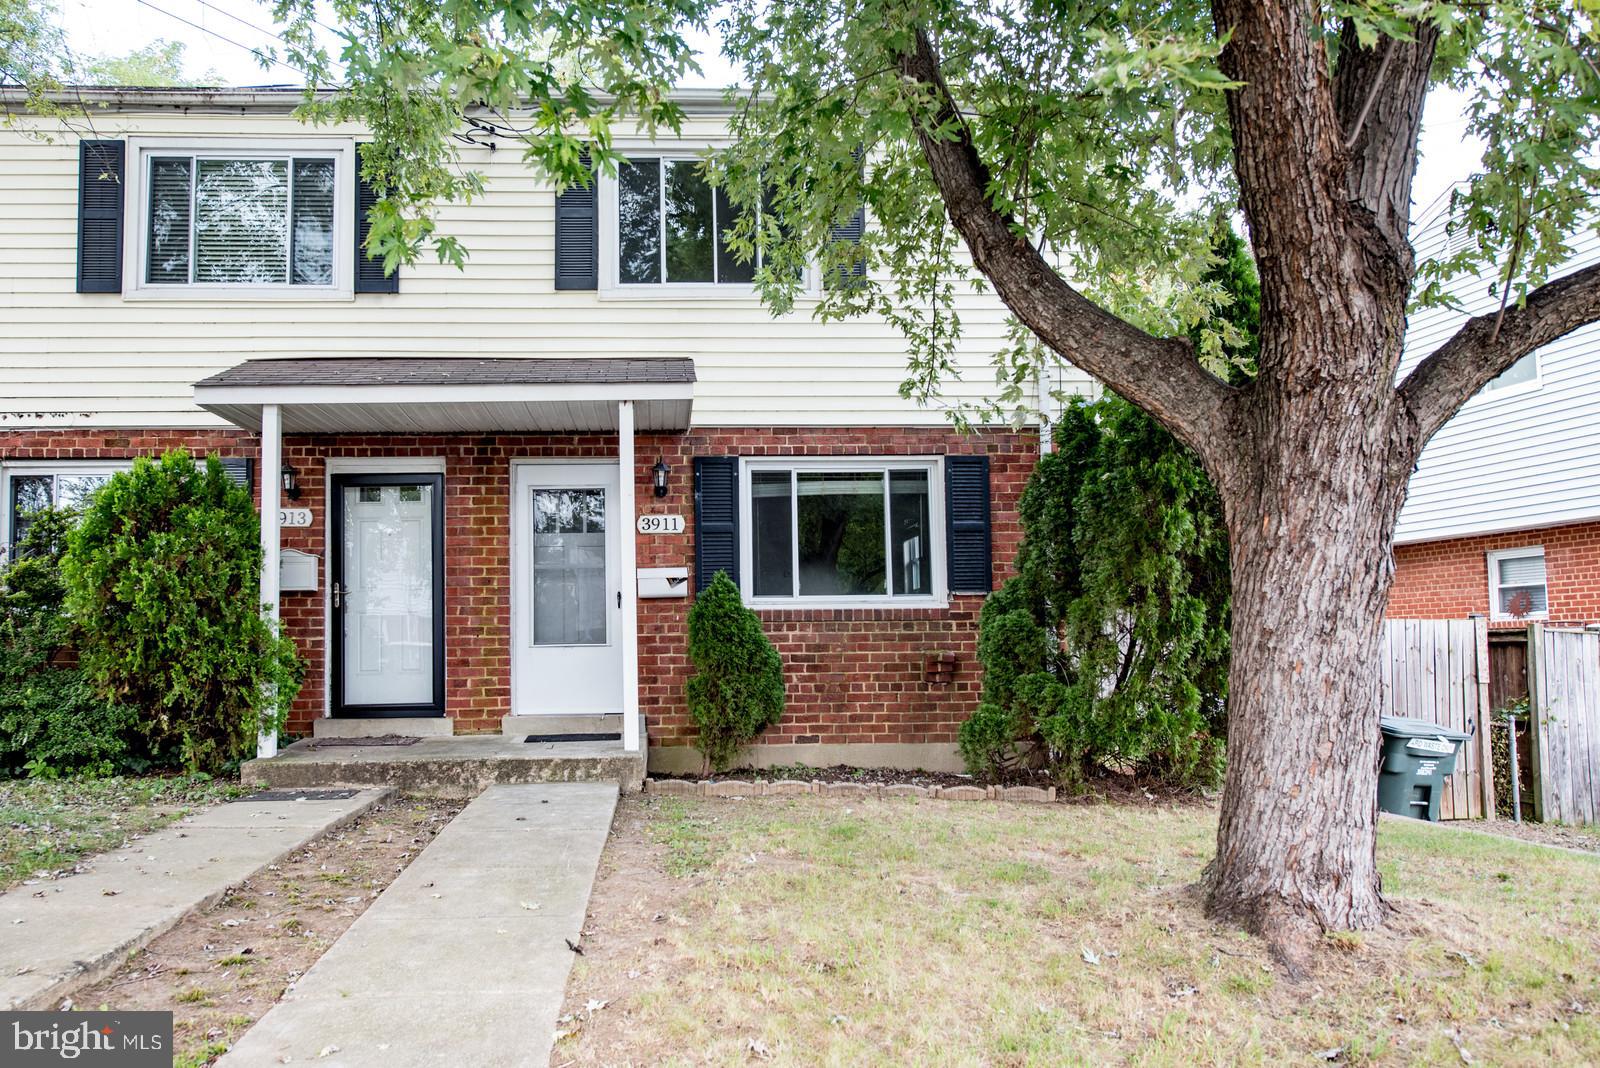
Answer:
top-left (644, 778), bottom-right (1056, 803)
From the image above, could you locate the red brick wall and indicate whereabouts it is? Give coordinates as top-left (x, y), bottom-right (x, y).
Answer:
top-left (5, 426), bottom-right (1035, 749)
top-left (636, 428), bottom-right (1035, 752)
top-left (1389, 519), bottom-right (1600, 627)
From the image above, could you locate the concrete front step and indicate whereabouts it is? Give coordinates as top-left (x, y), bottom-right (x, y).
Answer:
top-left (500, 713), bottom-right (622, 737)
top-left (312, 716), bottom-right (454, 739)
top-left (242, 736), bottom-right (645, 798)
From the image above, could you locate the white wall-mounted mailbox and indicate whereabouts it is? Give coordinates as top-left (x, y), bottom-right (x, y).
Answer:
top-left (638, 566), bottom-right (690, 599)
top-left (280, 549), bottom-right (319, 593)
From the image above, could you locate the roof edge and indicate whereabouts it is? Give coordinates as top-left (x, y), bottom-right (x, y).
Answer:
top-left (0, 85), bottom-right (741, 117)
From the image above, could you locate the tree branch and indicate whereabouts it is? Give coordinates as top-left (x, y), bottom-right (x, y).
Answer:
top-left (1331, 22), bottom-right (1439, 260)
top-left (894, 29), bottom-right (1235, 464)
top-left (1399, 262), bottom-right (1600, 443)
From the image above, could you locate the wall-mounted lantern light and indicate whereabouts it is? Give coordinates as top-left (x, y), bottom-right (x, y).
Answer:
top-left (281, 462), bottom-right (301, 501)
top-left (652, 457), bottom-right (672, 499)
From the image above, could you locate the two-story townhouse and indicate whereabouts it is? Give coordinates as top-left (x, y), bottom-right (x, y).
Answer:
top-left (0, 87), bottom-right (1083, 774)
top-left (1389, 204), bottom-right (1600, 629)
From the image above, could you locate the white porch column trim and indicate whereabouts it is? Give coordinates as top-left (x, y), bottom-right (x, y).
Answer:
top-left (257, 403), bottom-right (282, 760)
top-left (618, 400), bottom-right (641, 753)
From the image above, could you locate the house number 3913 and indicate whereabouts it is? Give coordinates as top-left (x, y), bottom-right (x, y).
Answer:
top-left (636, 514), bottom-right (685, 534)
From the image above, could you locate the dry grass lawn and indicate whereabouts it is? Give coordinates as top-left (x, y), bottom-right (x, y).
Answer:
top-left (555, 795), bottom-right (1600, 1066)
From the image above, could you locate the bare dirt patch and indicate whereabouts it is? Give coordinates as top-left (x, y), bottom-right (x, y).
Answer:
top-left (71, 794), bottom-right (463, 1068)
top-left (1469, 817), bottom-right (1600, 855)
top-left (556, 795), bottom-right (1600, 1066)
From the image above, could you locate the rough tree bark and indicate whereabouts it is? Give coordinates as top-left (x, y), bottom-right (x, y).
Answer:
top-left (897, 1), bottom-right (1600, 966)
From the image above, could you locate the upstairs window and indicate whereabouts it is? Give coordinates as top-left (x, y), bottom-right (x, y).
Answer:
top-left (617, 157), bottom-right (759, 286)
top-left (1488, 546), bottom-right (1548, 621)
top-left (1484, 352), bottom-right (1539, 393)
top-left (125, 140), bottom-right (353, 298)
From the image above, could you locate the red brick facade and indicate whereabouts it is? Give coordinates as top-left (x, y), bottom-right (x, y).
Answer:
top-left (1389, 519), bottom-right (1600, 627)
top-left (3, 426), bottom-right (1034, 752)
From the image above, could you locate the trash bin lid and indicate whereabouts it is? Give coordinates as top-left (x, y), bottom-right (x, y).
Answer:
top-left (1379, 715), bottom-right (1471, 741)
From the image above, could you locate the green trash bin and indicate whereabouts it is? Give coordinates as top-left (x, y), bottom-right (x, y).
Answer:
top-left (1378, 716), bottom-right (1473, 822)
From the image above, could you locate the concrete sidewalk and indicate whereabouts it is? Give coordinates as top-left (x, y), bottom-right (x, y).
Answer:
top-left (220, 782), bottom-right (618, 1068)
top-left (0, 787), bottom-right (389, 1010)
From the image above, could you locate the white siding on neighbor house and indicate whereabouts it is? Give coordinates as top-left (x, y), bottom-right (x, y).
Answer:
top-left (0, 106), bottom-right (1087, 429)
top-left (1395, 214), bottom-right (1600, 545)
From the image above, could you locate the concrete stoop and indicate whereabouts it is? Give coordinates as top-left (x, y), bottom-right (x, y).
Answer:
top-left (242, 736), bottom-right (645, 798)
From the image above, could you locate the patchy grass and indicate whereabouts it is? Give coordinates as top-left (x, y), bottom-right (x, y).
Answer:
top-left (558, 797), bottom-right (1600, 1066)
top-left (0, 776), bottom-right (246, 891)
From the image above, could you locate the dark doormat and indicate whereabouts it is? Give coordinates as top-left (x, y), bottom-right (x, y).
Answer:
top-left (525, 732), bottom-right (622, 743)
top-left (306, 735), bottom-right (423, 749)
top-left (233, 788), bottom-right (361, 802)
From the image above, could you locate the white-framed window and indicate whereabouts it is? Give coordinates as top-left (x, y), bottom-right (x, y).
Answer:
top-left (1487, 546), bottom-right (1548, 621)
top-left (1482, 352), bottom-right (1540, 396)
top-left (123, 138), bottom-right (356, 300)
top-left (1, 461), bottom-right (132, 560)
top-left (739, 457), bottom-right (945, 608)
top-left (597, 152), bottom-right (818, 299)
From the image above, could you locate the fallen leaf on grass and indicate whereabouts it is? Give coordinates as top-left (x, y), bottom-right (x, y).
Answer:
top-left (748, 1037), bottom-right (772, 1059)
top-left (1081, 947), bottom-right (1100, 966)
top-left (1314, 1047), bottom-right (1343, 1061)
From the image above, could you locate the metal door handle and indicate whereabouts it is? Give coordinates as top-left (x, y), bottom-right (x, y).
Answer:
top-left (616, 590), bottom-right (622, 608)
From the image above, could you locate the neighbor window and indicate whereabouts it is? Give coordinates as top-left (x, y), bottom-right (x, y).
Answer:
top-left (1485, 352), bottom-right (1538, 392)
top-left (744, 460), bottom-right (941, 603)
top-left (616, 157), bottom-right (764, 286)
top-left (1488, 546), bottom-right (1548, 620)
top-left (143, 152), bottom-right (338, 288)
top-left (3, 464), bottom-right (129, 557)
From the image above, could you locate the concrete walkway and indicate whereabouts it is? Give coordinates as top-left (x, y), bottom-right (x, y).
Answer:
top-left (0, 788), bottom-right (389, 1011)
top-left (220, 782), bottom-right (619, 1068)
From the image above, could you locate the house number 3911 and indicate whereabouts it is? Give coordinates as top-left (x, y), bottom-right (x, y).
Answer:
top-left (636, 514), bottom-right (685, 535)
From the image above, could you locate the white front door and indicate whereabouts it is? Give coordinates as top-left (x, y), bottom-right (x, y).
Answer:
top-left (332, 474), bottom-right (444, 715)
top-left (511, 461), bottom-right (624, 714)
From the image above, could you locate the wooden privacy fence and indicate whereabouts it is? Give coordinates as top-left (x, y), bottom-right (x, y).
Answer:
top-left (1527, 627), bottom-right (1600, 826)
top-left (1379, 618), bottom-right (1493, 821)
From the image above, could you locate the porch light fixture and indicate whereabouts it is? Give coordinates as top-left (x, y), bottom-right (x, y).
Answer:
top-left (652, 457), bottom-right (672, 498)
top-left (281, 462), bottom-right (301, 501)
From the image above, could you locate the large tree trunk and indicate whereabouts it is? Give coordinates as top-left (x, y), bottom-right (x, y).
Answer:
top-left (1203, 360), bottom-right (1414, 967)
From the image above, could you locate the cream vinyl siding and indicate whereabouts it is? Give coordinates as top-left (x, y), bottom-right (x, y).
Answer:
top-left (0, 109), bottom-right (1086, 429)
top-left (1395, 210), bottom-right (1600, 545)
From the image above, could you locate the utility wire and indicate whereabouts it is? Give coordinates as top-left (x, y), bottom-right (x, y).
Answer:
top-left (132, 0), bottom-right (311, 80)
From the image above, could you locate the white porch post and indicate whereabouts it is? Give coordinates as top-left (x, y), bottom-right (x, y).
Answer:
top-left (618, 400), bottom-right (641, 753)
top-left (257, 403), bottom-right (282, 759)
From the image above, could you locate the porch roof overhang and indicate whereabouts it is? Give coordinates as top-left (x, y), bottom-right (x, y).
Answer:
top-left (193, 357), bottom-right (695, 434)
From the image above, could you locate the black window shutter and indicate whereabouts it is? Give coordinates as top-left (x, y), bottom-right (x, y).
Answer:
top-left (77, 140), bottom-right (124, 293)
top-left (945, 455), bottom-right (992, 594)
top-left (827, 203), bottom-right (867, 288)
top-left (354, 144), bottom-right (399, 294)
top-left (216, 457), bottom-right (253, 491)
top-left (554, 151), bottom-right (598, 290)
top-left (694, 457), bottom-right (740, 592)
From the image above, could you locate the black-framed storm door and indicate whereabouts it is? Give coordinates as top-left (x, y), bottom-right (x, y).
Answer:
top-left (329, 473), bottom-right (446, 718)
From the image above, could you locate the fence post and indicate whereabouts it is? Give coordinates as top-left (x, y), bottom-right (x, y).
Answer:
top-left (1526, 623), bottom-right (1546, 823)
top-left (1472, 615), bottom-right (1494, 819)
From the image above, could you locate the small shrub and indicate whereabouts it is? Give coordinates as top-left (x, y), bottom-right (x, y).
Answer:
top-left (0, 508), bottom-right (136, 778)
top-left (63, 451), bottom-right (302, 774)
top-left (684, 572), bottom-right (784, 771)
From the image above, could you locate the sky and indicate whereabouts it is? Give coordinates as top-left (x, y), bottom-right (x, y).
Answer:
top-left (59, 0), bottom-right (1480, 222)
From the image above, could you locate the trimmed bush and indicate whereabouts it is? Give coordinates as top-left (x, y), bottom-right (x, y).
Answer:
top-left (685, 572), bottom-right (784, 772)
top-left (63, 451), bottom-right (301, 774)
top-left (0, 508), bottom-right (137, 778)
top-left (960, 395), bottom-right (1230, 789)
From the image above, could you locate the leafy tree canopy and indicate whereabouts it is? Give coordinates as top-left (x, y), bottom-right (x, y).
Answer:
top-left (81, 39), bottom-right (214, 88)
top-left (268, 0), bottom-right (1600, 409)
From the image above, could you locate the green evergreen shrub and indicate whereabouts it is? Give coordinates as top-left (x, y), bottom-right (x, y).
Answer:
top-left (63, 451), bottom-right (302, 774)
top-left (685, 572), bottom-right (785, 771)
top-left (959, 394), bottom-right (1231, 789)
top-left (0, 508), bottom-right (137, 778)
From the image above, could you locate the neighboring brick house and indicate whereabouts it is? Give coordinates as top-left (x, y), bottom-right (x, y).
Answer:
top-left (0, 87), bottom-right (1073, 774)
top-left (1390, 205), bottom-right (1600, 630)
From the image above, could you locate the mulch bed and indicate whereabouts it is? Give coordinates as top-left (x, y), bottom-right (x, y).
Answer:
top-left (658, 763), bottom-right (1214, 806)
